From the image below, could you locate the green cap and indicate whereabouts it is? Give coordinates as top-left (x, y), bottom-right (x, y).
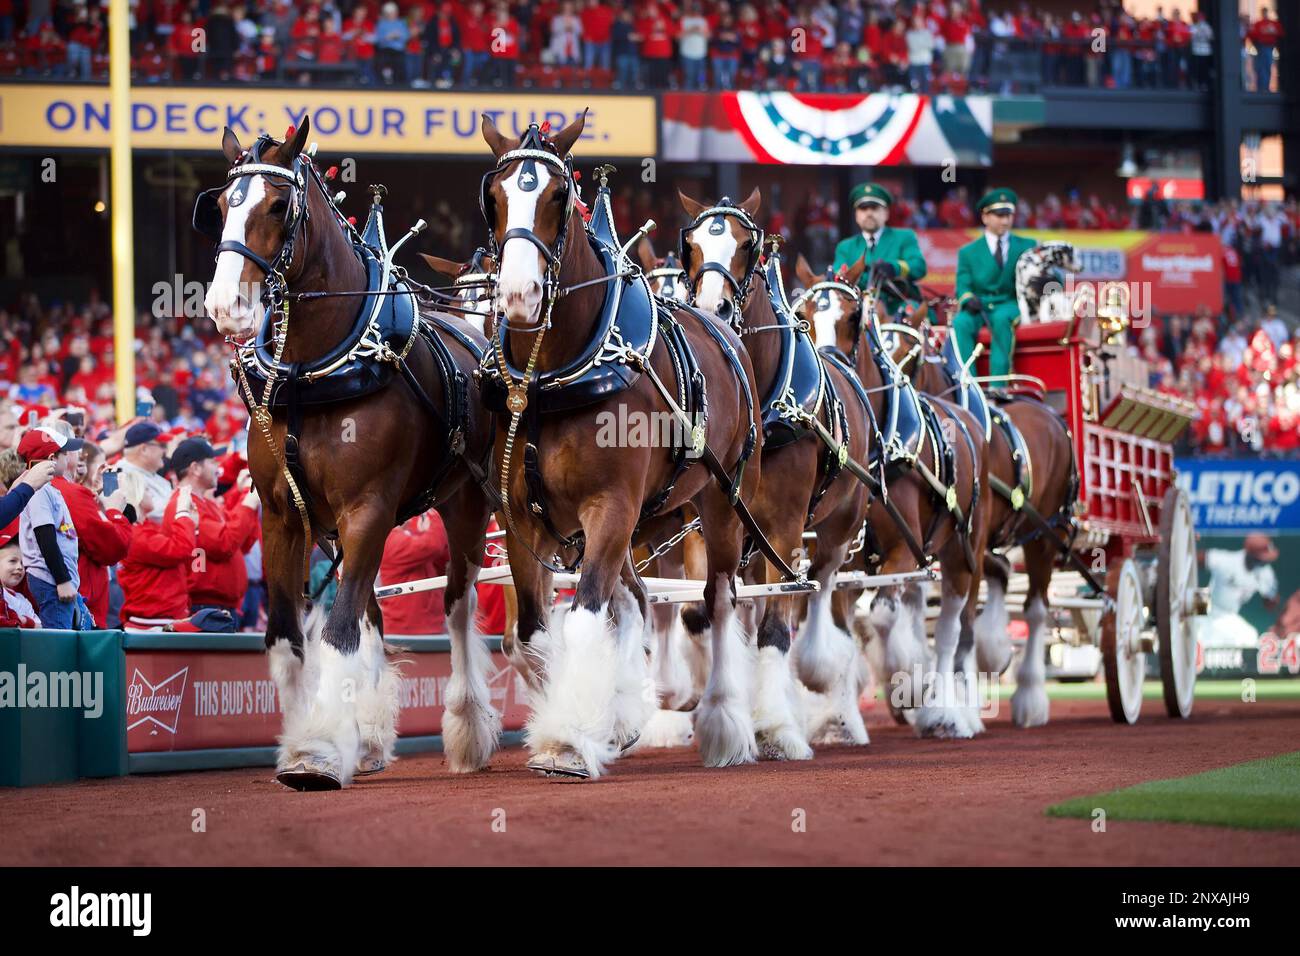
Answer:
top-left (849, 182), bottom-right (893, 209)
top-left (978, 187), bottom-right (1018, 215)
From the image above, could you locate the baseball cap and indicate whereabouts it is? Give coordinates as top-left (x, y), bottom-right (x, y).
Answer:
top-left (17, 426), bottom-right (85, 462)
top-left (123, 421), bottom-right (164, 448)
top-left (169, 437), bottom-right (217, 477)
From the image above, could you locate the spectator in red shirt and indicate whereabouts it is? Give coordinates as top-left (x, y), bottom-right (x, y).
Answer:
top-left (344, 5), bottom-right (377, 85)
top-left (486, 2), bottom-right (521, 88)
top-left (378, 511), bottom-right (449, 634)
top-left (406, 7), bottom-right (428, 86)
top-left (162, 438), bottom-right (259, 628)
top-left (1248, 6), bottom-right (1284, 93)
top-left (117, 474), bottom-right (199, 630)
top-left (67, 7), bottom-right (103, 80)
top-left (582, 0), bottom-right (615, 71)
top-left (939, 186), bottom-right (975, 228)
top-left (318, 16), bottom-right (345, 66)
top-left (637, 2), bottom-right (677, 89)
top-left (171, 10), bottom-right (202, 81)
top-left (1165, 8), bottom-right (1191, 89)
top-left (738, 3), bottom-right (765, 78)
top-left (942, 1), bottom-right (972, 76)
top-left (879, 15), bottom-right (908, 89)
top-left (425, 4), bottom-right (461, 86)
top-left (1223, 243), bottom-right (1244, 321)
top-left (459, 0), bottom-right (489, 86)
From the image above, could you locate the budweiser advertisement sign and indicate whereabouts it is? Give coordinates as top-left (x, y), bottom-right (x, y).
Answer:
top-left (125, 648), bottom-right (530, 753)
top-left (915, 229), bottom-right (1223, 314)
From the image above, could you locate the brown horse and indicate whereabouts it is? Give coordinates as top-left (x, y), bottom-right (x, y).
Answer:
top-left (419, 250), bottom-right (497, 337)
top-left (885, 300), bottom-right (1077, 727)
top-left (480, 114), bottom-right (766, 777)
top-left (791, 256), bottom-right (992, 738)
top-left (678, 190), bottom-right (872, 755)
top-left (196, 118), bottom-right (498, 789)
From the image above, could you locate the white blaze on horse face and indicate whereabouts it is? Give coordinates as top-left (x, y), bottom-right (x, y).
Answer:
top-left (495, 163), bottom-right (551, 326)
top-left (688, 221), bottom-right (738, 314)
top-left (204, 175), bottom-right (267, 341)
top-left (811, 293), bottom-right (844, 351)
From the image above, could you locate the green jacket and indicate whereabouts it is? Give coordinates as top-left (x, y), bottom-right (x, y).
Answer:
top-left (955, 232), bottom-right (1037, 326)
top-left (832, 226), bottom-right (927, 316)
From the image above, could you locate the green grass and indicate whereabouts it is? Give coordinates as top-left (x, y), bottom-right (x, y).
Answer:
top-left (869, 679), bottom-right (1300, 702)
top-left (1032, 679), bottom-right (1300, 701)
top-left (1047, 752), bottom-right (1300, 831)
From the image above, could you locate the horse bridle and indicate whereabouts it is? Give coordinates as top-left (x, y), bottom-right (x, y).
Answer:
top-left (791, 278), bottom-right (867, 360)
top-left (478, 125), bottom-right (577, 330)
top-left (680, 200), bottom-right (764, 320)
top-left (192, 134), bottom-right (318, 313)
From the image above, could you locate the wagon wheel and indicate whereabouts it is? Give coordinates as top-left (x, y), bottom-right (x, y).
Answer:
top-left (1101, 556), bottom-right (1146, 724)
top-left (1158, 486), bottom-right (1198, 718)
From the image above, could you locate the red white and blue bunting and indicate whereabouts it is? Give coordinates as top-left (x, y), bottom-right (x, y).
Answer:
top-left (662, 92), bottom-right (992, 167)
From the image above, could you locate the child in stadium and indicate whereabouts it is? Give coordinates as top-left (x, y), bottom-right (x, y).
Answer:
top-left (0, 532), bottom-right (41, 628)
top-left (16, 426), bottom-right (94, 629)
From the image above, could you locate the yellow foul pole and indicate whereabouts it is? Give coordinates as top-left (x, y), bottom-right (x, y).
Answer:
top-left (109, 0), bottom-right (135, 424)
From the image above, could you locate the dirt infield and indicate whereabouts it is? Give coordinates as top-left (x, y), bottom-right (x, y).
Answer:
top-left (4, 696), bottom-right (1299, 866)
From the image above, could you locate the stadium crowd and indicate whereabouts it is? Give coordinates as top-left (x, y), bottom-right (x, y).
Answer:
top-left (1, 0), bottom-right (1286, 94)
top-left (0, 302), bottom-right (508, 631)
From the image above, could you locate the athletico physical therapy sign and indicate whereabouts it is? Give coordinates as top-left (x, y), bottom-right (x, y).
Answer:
top-left (0, 85), bottom-right (657, 156)
top-left (1176, 458), bottom-right (1300, 534)
top-left (916, 229), bottom-right (1223, 314)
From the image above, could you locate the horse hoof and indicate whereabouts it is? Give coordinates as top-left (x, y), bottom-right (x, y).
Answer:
top-left (276, 759), bottom-right (343, 791)
top-left (757, 729), bottom-right (814, 761)
top-left (526, 748), bottom-right (592, 780)
top-left (354, 749), bottom-right (388, 776)
top-left (616, 731), bottom-right (641, 753)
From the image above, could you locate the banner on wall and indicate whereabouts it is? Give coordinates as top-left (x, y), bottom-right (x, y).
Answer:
top-left (916, 229), bottom-right (1223, 314)
top-left (661, 92), bottom-right (992, 167)
top-left (0, 85), bottom-right (657, 156)
top-left (125, 647), bottom-right (530, 753)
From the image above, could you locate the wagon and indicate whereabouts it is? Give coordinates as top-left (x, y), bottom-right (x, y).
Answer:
top-left (973, 306), bottom-right (1211, 723)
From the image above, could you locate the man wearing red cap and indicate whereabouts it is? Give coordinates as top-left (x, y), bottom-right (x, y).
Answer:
top-left (16, 427), bottom-right (93, 629)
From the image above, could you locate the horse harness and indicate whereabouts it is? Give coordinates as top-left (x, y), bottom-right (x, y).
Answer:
top-left (476, 131), bottom-right (799, 582)
top-left (195, 139), bottom-right (492, 595)
top-left (792, 278), bottom-right (981, 573)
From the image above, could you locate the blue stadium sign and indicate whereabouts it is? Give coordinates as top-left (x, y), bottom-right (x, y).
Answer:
top-left (1176, 458), bottom-right (1300, 533)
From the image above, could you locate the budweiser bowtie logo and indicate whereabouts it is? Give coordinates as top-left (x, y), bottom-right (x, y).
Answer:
top-left (126, 667), bottom-right (189, 734)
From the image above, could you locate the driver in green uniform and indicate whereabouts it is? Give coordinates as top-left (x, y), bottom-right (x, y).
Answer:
top-left (831, 182), bottom-right (927, 318)
top-left (952, 187), bottom-right (1036, 384)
